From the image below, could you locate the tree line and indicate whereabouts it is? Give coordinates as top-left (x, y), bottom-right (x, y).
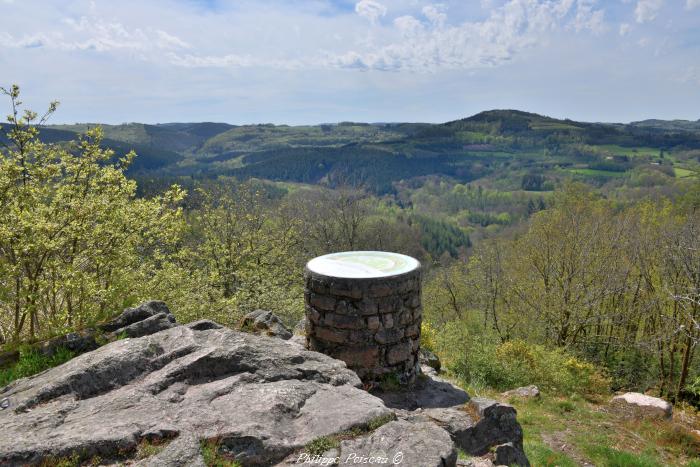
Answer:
top-left (423, 183), bottom-right (700, 401)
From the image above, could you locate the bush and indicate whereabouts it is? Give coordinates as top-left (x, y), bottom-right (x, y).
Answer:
top-left (429, 318), bottom-right (610, 396)
top-left (420, 321), bottom-right (437, 351)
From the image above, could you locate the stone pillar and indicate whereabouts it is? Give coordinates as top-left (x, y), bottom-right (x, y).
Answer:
top-left (304, 251), bottom-right (422, 385)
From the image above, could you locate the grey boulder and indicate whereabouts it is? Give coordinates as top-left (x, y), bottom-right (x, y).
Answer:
top-left (339, 419), bottom-right (457, 467)
top-left (36, 300), bottom-right (177, 359)
top-left (610, 392), bottom-right (672, 419)
top-left (0, 321), bottom-right (390, 466)
top-left (420, 399), bottom-right (527, 466)
top-left (501, 385), bottom-right (540, 400)
top-left (240, 309), bottom-right (293, 340)
top-left (419, 348), bottom-right (441, 372)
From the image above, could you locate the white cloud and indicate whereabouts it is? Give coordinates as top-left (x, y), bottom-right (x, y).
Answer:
top-left (635, 0), bottom-right (663, 23)
top-left (393, 15), bottom-right (424, 37)
top-left (422, 4), bottom-right (447, 27)
top-left (680, 66), bottom-right (700, 85)
top-left (0, 0), bottom-right (608, 74)
top-left (355, 0), bottom-right (387, 24)
top-left (156, 30), bottom-right (190, 50)
top-left (167, 52), bottom-right (304, 70)
top-left (1, 16), bottom-right (189, 54)
top-left (619, 23), bottom-right (631, 35)
top-left (328, 0), bottom-right (606, 72)
top-left (0, 0), bottom-right (697, 124)
top-left (687, 0), bottom-right (700, 9)
top-left (571, 0), bottom-right (605, 34)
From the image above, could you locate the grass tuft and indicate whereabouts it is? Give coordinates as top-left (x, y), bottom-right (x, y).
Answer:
top-left (0, 346), bottom-right (75, 387)
top-left (200, 439), bottom-right (242, 467)
top-left (304, 436), bottom-right (340, 456)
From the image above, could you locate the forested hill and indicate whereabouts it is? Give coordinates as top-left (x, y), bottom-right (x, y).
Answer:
top-left (4, 109), bottom-right (699, 193)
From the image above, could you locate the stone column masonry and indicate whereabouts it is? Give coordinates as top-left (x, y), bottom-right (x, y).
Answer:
top-left (304, 256), bottom-right (422, 385)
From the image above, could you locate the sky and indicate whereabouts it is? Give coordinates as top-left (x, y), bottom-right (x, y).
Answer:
top-left (1, 0), bottom-right (699, 125)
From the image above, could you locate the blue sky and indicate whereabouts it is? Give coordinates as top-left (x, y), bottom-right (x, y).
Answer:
top-left (1, 0), bottom-right (699, 124)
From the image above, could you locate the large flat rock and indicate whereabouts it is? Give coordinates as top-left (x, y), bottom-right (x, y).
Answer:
top-left (0, 321), bottom-right (391, 466)
top-left (611, 392), bottom-right (672, 419)
top-left (339, 419), bottom-right (457, 467)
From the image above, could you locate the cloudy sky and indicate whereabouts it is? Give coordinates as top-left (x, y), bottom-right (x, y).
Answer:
top-left (1, 0), bottom-right (698, 124)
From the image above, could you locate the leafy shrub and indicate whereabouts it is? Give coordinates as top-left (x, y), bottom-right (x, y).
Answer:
top-left (420, 321), bottom-right (437, 351)
top-left (429, 318), bottom-right (610, 396)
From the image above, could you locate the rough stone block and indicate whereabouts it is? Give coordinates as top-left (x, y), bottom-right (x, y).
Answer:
top-left (383, 313), bottom-right (394, 329)
top-left (405, 323), bottom-right (420, 338)
top-left (324, 312), bottom-right (365, 330)
top-left (335, 300), bottom-right (359, 316)
top-left (309, 293), bottom-right (336, 312)
top-left (359, 299), bottom-right (378, 315)
top-left (398, 311), bottom-right (413, 326)
top-left (306, 307), bottom-right (321, 324)
top-left (378, 297), bottom-right (400, 314)
top-left (315, 326), bottom-right (348, 344)
top-left (348, 329), bottom-right (375, 343)
top-left (336, 347), bottom-right (380, 367)
top-left (369, 283), bottom-right (393, 298)
top-left (375, 328), bottom-right (404, 345)
top-left (330, 283), bottom-right (362, 299)
top-left (387, 342), bottom-right (412, 365)
top-left (367, 315), bottom-right (381, 331)
top-left (308, 278), bottom-right (329, 294)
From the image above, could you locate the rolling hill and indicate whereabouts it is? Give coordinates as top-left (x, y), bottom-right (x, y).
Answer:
top-left (3, 110), bottom-right (698, 193)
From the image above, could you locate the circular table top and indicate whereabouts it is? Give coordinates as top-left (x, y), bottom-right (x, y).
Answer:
top-left (306, 251), bottom-right (420, 279)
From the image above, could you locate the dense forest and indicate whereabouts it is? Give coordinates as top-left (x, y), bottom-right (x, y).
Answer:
top-left (1, 85), bottom-right (699, 420)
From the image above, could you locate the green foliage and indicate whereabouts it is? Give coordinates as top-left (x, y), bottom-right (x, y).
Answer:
top-left (200, 440), bottom-right (243, 467)
top-left (135, 439), bottom-right (168, 460)
top-left (158, 180), bottom-right (305, 327)
top-left (0, 346), bottom-right (74, 387)
top-left (424, 182), bottom-right (700, 400)
top-left (420, 321), bottom-right (437, 351)
top-left (304, 436), bottom-right (339, 456)
top-left (366, 413), bottom-right (396, 431)
top-left (378, 372), bottom-right (402, 392)
top-left (583, 445), bottom-right (660, 467)
top-left (523, 441), bottom-right (578, 467)
top-left (303, 414), bottom-right (395, 458)
top-left (0, 86), bottom-right (185, 344)
top-left (426, 317), bottom-right (610, 396)
top-left (39, 452), bottom-right (81, 467)
top-left (411, 214), bottom-right (471, 258)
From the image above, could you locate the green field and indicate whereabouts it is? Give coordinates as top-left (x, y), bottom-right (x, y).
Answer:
top-left (530, 122), bottom-right (583, 131)
top-left (568, 168), bottom-right (626, 178)
top-left (595, 145), bottom-right (660, 158)
top-left (674, 167), bottom-right (697, 178)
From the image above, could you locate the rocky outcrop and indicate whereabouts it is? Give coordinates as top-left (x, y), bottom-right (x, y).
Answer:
top-left (0, 301), bottom-right (530, 467)
top-left (502, 385), bottom-right (540, 400)
top-left (0, 317), bottom-right (390, 466)
top-left (35, 300), bottom-right (177, 359)
top-left (375, 370), bottom-right (528, 466)
top-left (240, 309), bottom-right (293, 340)
top-left (610, 392), bottom-right (672, 419)
top-left (419, 348), bottom-right (441, 372)
top-left (98, 300), bottom-right (176, 338)
top-left (339, 419), bottom-right (457, 467)
top-left (418, 399), bottom-right (527, 465)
